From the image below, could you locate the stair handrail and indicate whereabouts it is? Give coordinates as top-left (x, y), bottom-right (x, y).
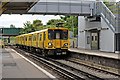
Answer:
top-left (97, 1), bottom-right (117, 33)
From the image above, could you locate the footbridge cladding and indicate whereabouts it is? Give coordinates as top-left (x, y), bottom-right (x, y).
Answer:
top-left (29, 0), bottom-right (96, 16)
top-left (0, 0), bottom-right (96, 16)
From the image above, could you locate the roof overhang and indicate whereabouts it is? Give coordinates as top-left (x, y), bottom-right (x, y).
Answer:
top-left (0, 0), bottom-right (38, 15)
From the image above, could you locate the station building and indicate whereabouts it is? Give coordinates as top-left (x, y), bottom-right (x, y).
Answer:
top-left (78, 16), bottom-right (120, 53)
top-left (77, 0), bottom-right (120, 53)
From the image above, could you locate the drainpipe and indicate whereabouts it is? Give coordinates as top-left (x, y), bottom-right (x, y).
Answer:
top-left (115, 1), bottom-right (120, 53)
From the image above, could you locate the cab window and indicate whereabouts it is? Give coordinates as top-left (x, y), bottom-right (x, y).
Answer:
top-left (48, 30), bottom-right (54, 40)
top-left (62, 30), bottom-right (68, 40)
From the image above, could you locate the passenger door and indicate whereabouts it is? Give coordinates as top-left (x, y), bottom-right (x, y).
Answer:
top-left (43, 32), bottom-right (46, 48)
top-left (54, 30), bottom-right (61, 48)
top-left (91, 32), bottom-right (99, 50)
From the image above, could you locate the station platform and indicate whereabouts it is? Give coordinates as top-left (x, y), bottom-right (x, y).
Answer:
top-left (68, 48), bottom-right (120, 60)
top-left (1, 48), bottom-right (56, 79)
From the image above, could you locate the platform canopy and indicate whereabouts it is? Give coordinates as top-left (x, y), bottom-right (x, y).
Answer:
top-left (0, 0), bottom-right (38, 15)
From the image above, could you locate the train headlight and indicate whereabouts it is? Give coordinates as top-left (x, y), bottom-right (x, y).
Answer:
top-left (64, 43), bottom-right (68, 47)
top-left (48, 42), bottom-right (52, 46)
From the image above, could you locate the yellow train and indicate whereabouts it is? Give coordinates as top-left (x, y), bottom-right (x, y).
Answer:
top-left (16, 27), bottom-right (70, 56)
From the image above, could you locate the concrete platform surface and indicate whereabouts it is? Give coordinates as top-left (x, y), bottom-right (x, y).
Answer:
top-left (69, 48), bottom-right (120, 60)
top-left (1, 48), bottom-right (55, 79)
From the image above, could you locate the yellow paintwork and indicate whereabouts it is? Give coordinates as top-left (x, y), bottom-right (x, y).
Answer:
top-left (16, 27), bottom-right (70, 50)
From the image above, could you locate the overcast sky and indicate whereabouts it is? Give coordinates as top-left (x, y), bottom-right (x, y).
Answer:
top-left (0, 14), bottom-right (60, 28)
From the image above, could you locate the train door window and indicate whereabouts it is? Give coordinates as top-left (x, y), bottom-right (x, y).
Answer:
top-left (33, 35), bottom-right (36, 41)
top-left (54, 30), bottom-right (61, 39)
top-left (44, 32), bottom-right (46, 40)
top-left (39, 34), bottom-right (42, 41)
top-left (56, 33), bottom-right (60, 39)
top-left (23, 37), bottom-right (24, 41)
top-left (26, 37), bottom-right (27, 41)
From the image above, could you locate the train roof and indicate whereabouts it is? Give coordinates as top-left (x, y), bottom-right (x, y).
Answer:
top-left (16, 27), bottom-right (68, 37)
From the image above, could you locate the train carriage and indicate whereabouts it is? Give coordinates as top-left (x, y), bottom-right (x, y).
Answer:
top-left (16, 27), bottom-right (70, 56)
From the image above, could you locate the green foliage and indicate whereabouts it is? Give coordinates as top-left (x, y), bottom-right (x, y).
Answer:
top-left (61, 16), bottom-right (78, 37)
top-left (20, 20), bottom-right (43, 34)
top-left (19, 21), bottom-right (34, 34)
top-left (104, 1), bottom-right (119, 14)
top-left (33, 20), bottom-right (43, 31)
top-left (47, 19), bottom-right (64, 26)
top-left (20, 16), bottom-right (78, 37)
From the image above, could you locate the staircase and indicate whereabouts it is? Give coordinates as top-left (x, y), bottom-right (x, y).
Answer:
top-left (96, 1), bottom-right (120, 33)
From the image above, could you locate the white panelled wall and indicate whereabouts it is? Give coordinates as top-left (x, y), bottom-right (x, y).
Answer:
top-left (78, 16), bottom-right (115, 52)
top-left (100, 17), bottom-right (115, 52)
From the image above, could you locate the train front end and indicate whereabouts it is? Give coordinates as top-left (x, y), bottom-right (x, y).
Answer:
top-left (47, 28), bottom-right (70, 55)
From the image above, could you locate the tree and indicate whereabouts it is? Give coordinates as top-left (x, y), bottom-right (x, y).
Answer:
top-left (60, 16), bottom-right (78, 37)
top-left (32, 20), bottom-right (43, 31)
top-left (20, 21), bottom-right (34, 34)
top-left (10, 24), bottom-right (15, 28)
top-left (19, 20), bottom-right (44, 34)
top-left (47, 19), bottom-right (64, 27)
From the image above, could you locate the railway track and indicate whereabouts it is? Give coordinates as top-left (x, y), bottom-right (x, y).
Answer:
top-left (11, 46), bottom-right (119, 80)
top-left (67, 58), bottom-right (120, 77)
top-left (55, 59), bottom-right (119, 79)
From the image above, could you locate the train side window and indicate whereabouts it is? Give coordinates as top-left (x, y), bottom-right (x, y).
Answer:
top-left (34, 35), bottom-right (36, 41)
top-left (29, 36), bottom-right (31, 41)
top-left (33, 35), bottom-right (36, 41)
top-left (26, 37), bottom-right (27, 41)
top-left (23, 37), bottom-right (25, 41)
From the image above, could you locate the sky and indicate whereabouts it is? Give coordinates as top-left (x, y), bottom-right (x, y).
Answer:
top-left (116, 0), bottom-right (120, 2)
top-left (0, 14), bottom-right (60, 28)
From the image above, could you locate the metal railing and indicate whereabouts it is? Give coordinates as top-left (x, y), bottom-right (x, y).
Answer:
top-left (97, 1), bottom-right (118, 33)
